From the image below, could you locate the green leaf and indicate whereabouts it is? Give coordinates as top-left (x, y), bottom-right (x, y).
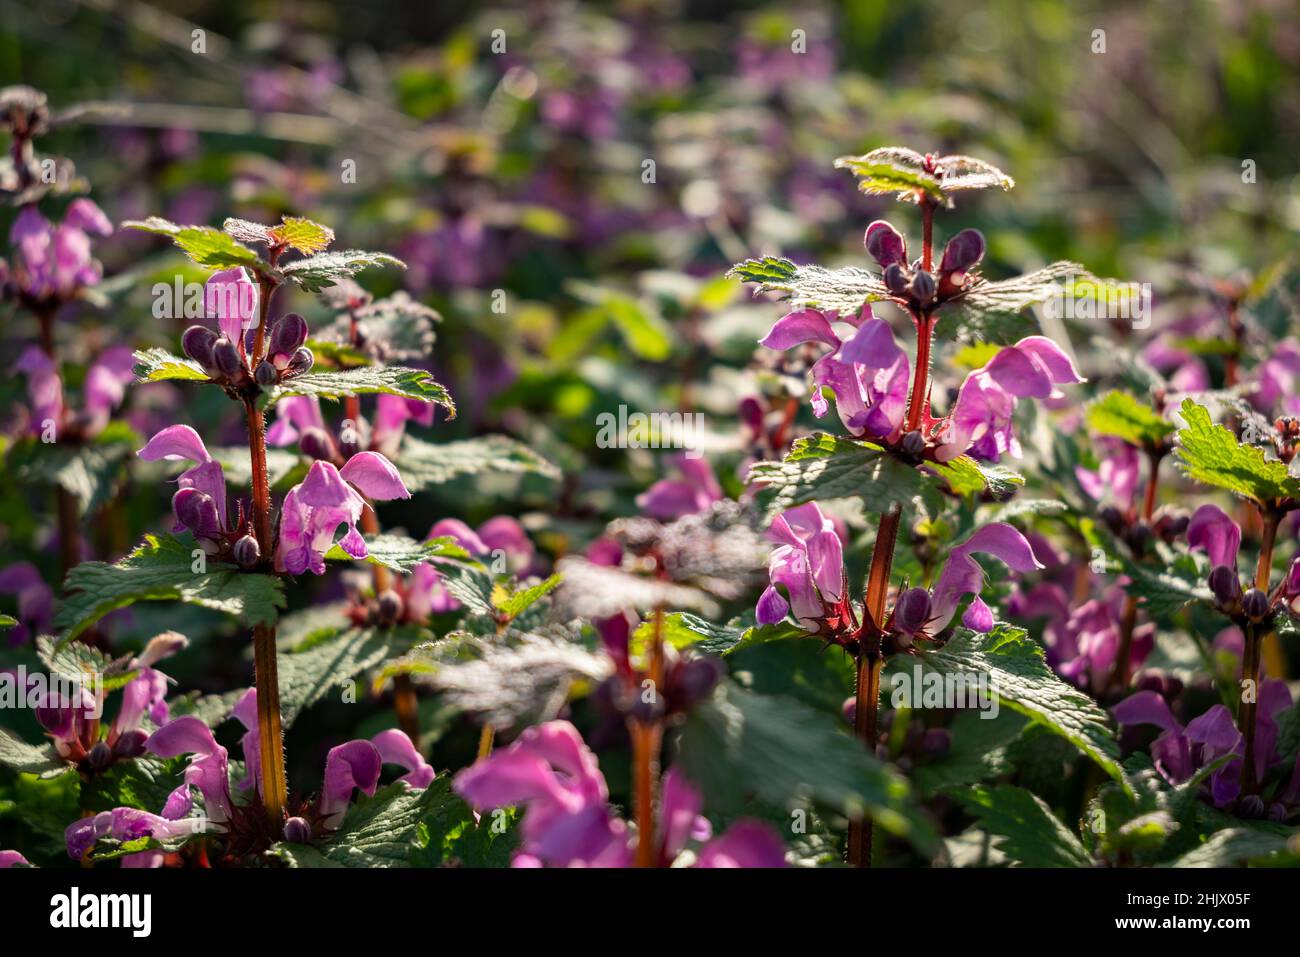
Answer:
top-left (678, 681), bottom-right (937, 852)
top-left (927, 455), bottom-right (1025, 499)
top-left (913, 710), bottom-right (1026, 794)
top-left (394, 434), bottom-right (559, 491)
top-left (324, 534), bottom-right (471, 574)
top-left (1168, 827), bottom-right (1299, 867)
top-left (0, 614), bottom-right (16, 628)
top-left (268, 366), bottom-right (454, 417)
top-left (958, 262), bottom-right (1096, 317)
top-left (728, 256), bottom-right (891, 316)
top-left (493, 574), bottom-right (562, 619)
top-left (833, 149), bottom-right (1013, 206)
top-left (921, 624), bottom-right (1132, 796)
top-left (954, 785), bottom-right (1090, 867)
top-left (412, 791), bottom-right (520, 867)
top-left (279, 250), bottom-right (405, 292)
top-left (630, 612), bottom-right (805, 659)
top-left (7, 427), bottom-right (138, 516)
top-left (749, 432), bottom-right (938, 520)
top-left (36, 634), bottom-right (136, 692)
top-left (832, 153), bottom-right (945, 204)
top-left (269, 216), bottom-right (334, 255)
top-left (271, 781), bottom-right (437, 867)
top-left (1118, 551), bottom-right (1211, 617)
top-left (122, 217), bottom-right (262, 270)
top-left (132, 347), bottom-right (209, 383)
top-left (0, 728), bottom-right (68, 777)
top-left (1086, 391), bottom-right (1173, 447)
top-left (278, 626), bottom-right (413, 727)
top-left (1174, 398), bottom-right (1300, 503)
top-left (55, 533), bottom-right (284, 641)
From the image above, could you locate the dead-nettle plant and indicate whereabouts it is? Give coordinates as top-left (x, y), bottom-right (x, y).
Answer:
top-left (732, 147), bottom-right (1123, 867)
top-left (58, 213), bottom-right (455, 826)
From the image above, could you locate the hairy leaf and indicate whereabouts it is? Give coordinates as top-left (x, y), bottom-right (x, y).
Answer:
top-left (1174, 398), bottom-right (1300, 503)
top-left (268, 366), bottom-right (455, 417)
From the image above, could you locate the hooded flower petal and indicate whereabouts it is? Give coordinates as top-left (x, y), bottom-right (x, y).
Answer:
top-left (145, 716), bottom-right (232, 823)
top-left (266, 395), bottom-right (326, 447)
top-left (758, 309), bottom-right (841, 351)
top-left (369, 729), bottom-right (436, 789)
top-left (694, 820), bottom-right (788, 868)
top-left (319, 739), bottom-right (383, 828)
top-left (1187, 504), bottom-right (1241, 570)
top-left (339, 450), bottom-right (411, 501)
top-left (204, 267), bottom-right (259, 344)
top-left (927, 523), bottom-right (1043, 634)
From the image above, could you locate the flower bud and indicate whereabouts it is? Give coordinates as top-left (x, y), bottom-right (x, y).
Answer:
top-left (212, 337), bottom-right (242, 378)
top-left (112, 729), bottom-right (149, 760)
top-left (864, 220), bottom-right (907, 269)
top-left (377, 589), bottom-right (404, 623)
top-left (254, 360), bottom-right (278, 388)
top-left (1152, 506), bottom-right (1190, 542)
top-left (938, 228), bottom-right (985, 274)
top-left (283, 816), bottom-right (313, 844)
top-left (1098, 505), bottom-right (1123, 532)
top-left (87, 740), bottom-right (112, 771)
top-left (298, 427), bottom-right (337, 462)
top-left (1208, 565), bottom-right (1241, 607)
top-left (910, 269), bottom-right (936, 303)
top-left (182, 325), bottom-right (219, 368)
top-left (883, 262), bottom-right (909, 296)
top-left (269, 312), bottom-right (308, 357)
top-left (1242, 588), bottom-right (1270, 622)
top-left (901, 429), bottom-right (925, 457)
top-left (172, 487), bottom-right (222, 539)
top-left (921, 727), bottom-right (951, 758)
top-left (287, 346), bottom-right (314, 376)
top-left (892, 587), bottom-right (932, 635)
top-left (233, 535), bottom-right (261, 570)
top-left (841, 696), bottom-right (856, 726)
top-left (1268, 802), bottom-right (1288, 823)
top-left (1238, 794), bottom-right (1265, 819)
top-left (666, 655), bottom-right (724, 713)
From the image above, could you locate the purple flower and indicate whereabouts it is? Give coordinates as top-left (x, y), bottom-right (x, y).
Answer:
top-left (659, 767), bottom-right (787, 868)
top-left (371, 394), bottom-right (434, 457)
top-left (81, 346), bottom-right (137, 435)
top-left (1075, 438), bottom-right (1141, 513)
top-left (203, 267), bottom-right (259, 347)
top-left (405, 516), bottom-right (534, 617)
top-left (318, 729), bottom-right (435, 829)
top-left (65, 785), bottom-right (198, 867)
top-left (8, 199), bottom-right (112, 301)
top-left (935, 336), bottom-right (1084, 463)
top-left (636, 455), bottom-right (723, 521)
top-left (456, 720), bottom-right (631, 868)
top-left (893, 523), bottom-right (1044, 640)
top-left (759, 309), bottom-right (910, 441)
top-left (14, 346), bottom-right (62, 433)
top-left (0, 562), bottom-right (53, 645)
top-left (146, 716), bottom-right (233, 823)
top-left (1187, 504), bottom-right (1243, 602)
top-left (1113, 681), bottom-right (1294, 807)
top-left (755, 503), bottom-right (846, 630)
top-left (1248, 339), bottom-right (1300, 416)
top-left (0, 850), bottom-right (30, 868)
top-left (265, 394), bottom-right (327, 448)
top-left (137, 424), bottom-right (229, 539)
top-left (274, 454), bottom-right (410, 575)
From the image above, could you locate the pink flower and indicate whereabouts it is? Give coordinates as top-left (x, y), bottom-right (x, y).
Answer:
top-left (755, 503), bottom-right (845, 630)
top-left (935, 336), bottom-right (1083, 462)
top-left (0, 562), bottom-right (53, 645)
top-left (137, 424), bottom-right (229, 539)
top-left (274, 454), bottom-right (410, 575)
top-left (1075, 438), bottom-right (1141, 513)
top-left (371, 394), bottom-right (434, 456)
top-left (8, 199), bottom-right (112, 301)
top-left (636, 455), bottom-right (723, 521)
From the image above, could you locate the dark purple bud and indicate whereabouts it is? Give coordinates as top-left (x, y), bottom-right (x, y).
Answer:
top-left (269, 313), bottom-right (308, 357)
top-left (87, 740), bottom-right (112, 770)
top-left (1098, 505), bottom-right (1123, 531)
top-left (283, 816), bottom-right (312, 844)
top-left (910, 270), bottom-right (936, 303)
top-left (298, 427), bottom-right (337, 462)
top-left (377, 589), bottom-right (404, 623)
top-left (893, 587), bottom-right (932, 635)
top-left (172, 487), bottom-right (221, 539)
top-left (1208, 565), bottom-right (1241, 606)
top-left (864, 220), bottom-right (907, 269)
top-left (287, 346), bottom-right (314, 376)
top-left (1268, 802), bottom-right (1288, 823)
top-left (842, 695), bottom-right (856, 726)
top-left (35, 698), bottom-right (75, 738)
top-left (938, 229), bottom-right (985, 274)
top-left (181, 325), bottom-right (219, 368)
top-left (112, 729), bottom-right (149, 760)
top-left (1242, 588), bottom-right (1270, 622)
top-left (212, 337), bottom-right (242, 377)
top-left (883, 262), bottom-right (909, 296)
top-left (921, 727), bottom-right (951, 758)
top-left (738, 396), bottom-right (765, 435)
top-left (667, 655), bottom-right (724, 713)
top-left (1136, 671), bottom-right (1165, 695)
top-left (254, 360), bottom-right (278, 388)
top-left (1238, 794), bottom-right (1265, 819)
top-left (901, 430), bottom-right (925, 457)
top-left (233, 535), bottom-right (260, 570)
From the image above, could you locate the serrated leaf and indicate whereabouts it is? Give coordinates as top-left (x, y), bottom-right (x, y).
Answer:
top-left (123, 217), bottom-right (261, 270)
top-left (1086, 391), bottom-right (1173, 447)
top-left (279, 250), bottom-right (405, 292)
top-left (323, 534), bottom-right (471, 574)
top-left (833, 149), bottom-right (1013, 206)
top-left (921, 624), bottom-right (1132, 796)
top-left (678, 681), bottom-right (936, 852)
top-left (959, 262), bottom-right (1095, 316)
top-left (1168, 827), bottom-right (1299, 867)
top-left (55, 533), bottom-right (284, 640)
top-left (914, 710), bottom-right (1026, 794)
top-left (272, 781), bottom-right (439, 867)
top-left (268, 366), bottom-right (454, 417)
top-left (630, 612), bottom-right (805, 659)
top-left (269, 216), bottom-right (334, 254)
top-left (749, 432), bottom-right (938, 520)
top-left (278, 626), bottom-right (413, 727)
top-left (394, 435), bottom-right (559, 491)
top-left (927, 455), bottom-right (1025, 499)
top-left (0, 728), bottom-right (68, 777)
top-left (728, 256), bottom-right (891, 317)
top-left (1174, 399), bottom-right (1300, 504)
top-left (493, 574), bottom-right (562, 619)
top-left (1118, 551), bottom-right (1211, 617)
top-left (36, 634), bottom-right (136, 692)
top-left (954, 784), bottom-right (1090, 867)
top-left (832, 154), bottom-right (945, 203)
top-left (132, 348), bottom-right (209, 383)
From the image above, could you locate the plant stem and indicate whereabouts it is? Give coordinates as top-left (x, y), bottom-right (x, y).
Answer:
top-left (244, 276), bottom-right (287, 822)
top-left (1111, 450), bottom-right (1163, 692)
top-left (920, 197), bottom-right (935, 272)
top-left (1240, 510), bottom-right (1281, 792)
top-left (847, 648), bottom-right (883, 867)
top-left (476, 725), bottom-right (496, 760)
top-left (632, 606), bottom-right (665, 867)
